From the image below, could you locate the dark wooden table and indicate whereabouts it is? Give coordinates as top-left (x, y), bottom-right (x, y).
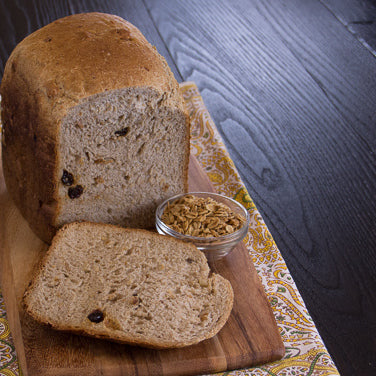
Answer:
top-left (0, 1), bottom-right (375, 375)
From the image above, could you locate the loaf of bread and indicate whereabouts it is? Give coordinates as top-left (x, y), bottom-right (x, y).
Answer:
top-left (23, 222), bottom-right (234, 348)
top-left (0, 12), bottom-right (190, 243)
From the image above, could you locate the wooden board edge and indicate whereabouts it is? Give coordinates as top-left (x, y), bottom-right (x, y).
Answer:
top-left (0, 153), bottom-right (285, 375)
top-left (189, 154), bottom-right (285, 363)
top-left (0, 206), bottom-right (29, 376)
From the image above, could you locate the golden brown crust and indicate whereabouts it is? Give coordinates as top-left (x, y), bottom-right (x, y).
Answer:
top-left (11, 12), bottom-right (180, 104)
top-left (1, 13), bottom-right (189, 243)
top-left (1, 59), bottom-right (59, 242)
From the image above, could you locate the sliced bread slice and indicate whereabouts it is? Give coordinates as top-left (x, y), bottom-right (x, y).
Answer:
top-left (23, 222), bottom-right (234, 349)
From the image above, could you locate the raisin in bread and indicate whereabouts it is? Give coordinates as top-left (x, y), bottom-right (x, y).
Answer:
top-left (0, 12), bottom-right (190, 243)
top-left (23, 222), bottom-right (234, 348)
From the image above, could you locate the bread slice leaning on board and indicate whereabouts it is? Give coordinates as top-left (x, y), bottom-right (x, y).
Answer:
top-left (23, 222), bottom-right (234, 349)
top-left (0, 12), bottom-right (190, 243)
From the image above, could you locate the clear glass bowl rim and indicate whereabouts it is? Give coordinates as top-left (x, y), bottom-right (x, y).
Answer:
top-left (155, 191), bottom-right (250, 244)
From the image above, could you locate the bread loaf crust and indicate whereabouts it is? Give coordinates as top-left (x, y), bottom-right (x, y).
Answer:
top-left (1, 13), bottom-right (190, 242)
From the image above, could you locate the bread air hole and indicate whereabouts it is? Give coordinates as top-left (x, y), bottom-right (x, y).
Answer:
top-left (137, 142), bottom-right (145, 155)
top-left (74, 154), bottom-right (82, 163)
top-left (113, 268), bottom-right (122, 276)
top-left (94, 176), bottom-right (104, 185)
top-left (199, 311), bottom-right (209, 322)
top-left (130, 295), bottom-right (139, 305)
top-left (75, 121), bottom-right (84, 130)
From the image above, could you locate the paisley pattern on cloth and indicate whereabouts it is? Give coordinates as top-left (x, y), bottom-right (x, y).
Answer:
top-left (0, 290), bottom-right (21, 376)
top-left (180, 81), bottom-right (339, 376)
top-left (0, 83), bottom-right (339, 376)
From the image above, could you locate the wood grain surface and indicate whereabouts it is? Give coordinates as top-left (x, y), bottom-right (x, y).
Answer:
top-left (321, 0), bottom-right (376, 55)
top-left (0, 1), bottom-right (375, 375)
top-left (0, 154), bottom-right (284, 376)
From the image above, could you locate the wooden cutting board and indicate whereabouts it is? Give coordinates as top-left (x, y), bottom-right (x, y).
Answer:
top-left (0, 154), bottom-right (284, 376)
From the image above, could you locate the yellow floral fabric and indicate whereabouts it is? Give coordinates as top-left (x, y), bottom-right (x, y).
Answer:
top-left (0, 83), bottom-right (339, 376)
top-left (0, 291), bottom-right (20, 376)
top-left (181, 82), bottom-right (339, 376)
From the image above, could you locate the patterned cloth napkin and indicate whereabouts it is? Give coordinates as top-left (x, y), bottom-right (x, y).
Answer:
top-left (181, 82), bottom-right (339, 376)
top-left (0, 82), bottom-right (339, 376)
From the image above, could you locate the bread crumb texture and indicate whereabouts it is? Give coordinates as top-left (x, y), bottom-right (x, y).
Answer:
top-left (23, 223), bottom-right (234, 348)
top-left (57, 87), bottom-right (188, 229)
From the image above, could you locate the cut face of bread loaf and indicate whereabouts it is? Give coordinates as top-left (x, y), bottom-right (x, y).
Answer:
top-left (23, 222), bottom-right (234, 349)
top-left (58, 87), bottom-right (187, 229)
top-left (0, 12), bottom-right (189, 243)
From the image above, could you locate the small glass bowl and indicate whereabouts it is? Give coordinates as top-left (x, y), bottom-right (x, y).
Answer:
top-left (155, 192), bottom-right (250, 261)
